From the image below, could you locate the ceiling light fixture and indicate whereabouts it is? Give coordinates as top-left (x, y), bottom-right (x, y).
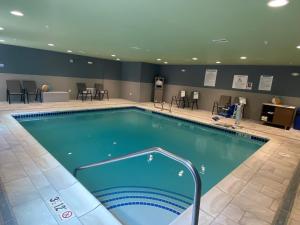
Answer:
top-left (10, 10), bottom-right (24, 16)
top-left (0, 27), bottom-right (4, 31)
top-left (291, 72), bottom-right (300, 77)
top-left (111, 54), bottom-right (116, 57)
top-left (164, 62), bottom-right (168, 64)
top-left (216, 61), bottom-right (221, 64)
top-left (156, 58), bottom-right (162, 61)
top-left (48, 43), bottom-right (54, 47)
top-left (297, 45), bottom-right (300, 49)
top-left (192, 57), bottom-right (198, 61)
top-left (67, 50), bottom-right (72, 53)
top-left (212, 38), bottom-right (229, 44)
top-left (0, 40), bottom-right (5, 42)
top-left (116, 58), bottom-right (120, 61)
top-left (240, 56), bottom-right (247, 60)
top-left (267, 0), bottom-right (289, 7)
top-left (88, 61), bottom-right (93, 65)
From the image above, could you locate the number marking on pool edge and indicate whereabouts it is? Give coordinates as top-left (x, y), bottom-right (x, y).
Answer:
top-left (48, 196), bottom-right (74, 221)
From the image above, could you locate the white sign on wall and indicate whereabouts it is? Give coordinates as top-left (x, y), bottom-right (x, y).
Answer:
top-left (204, 69), bottom-right (218, 87)
top-left (258, 75), bottom-right (273, 91)
top-left (232, 75), bottom-right (248, 89)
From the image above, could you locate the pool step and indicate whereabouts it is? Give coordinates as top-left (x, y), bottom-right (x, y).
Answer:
top-left (92, 186), bottom-right (192, 225)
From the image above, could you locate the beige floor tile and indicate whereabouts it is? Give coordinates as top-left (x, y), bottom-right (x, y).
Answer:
top-left (4, 177), bottom-right (40, 207)
top-left (13, 198), bottom-right (58, 225)
top-left (232, 195), bottom-right (275, 223)
top-left (59, 183), bottom-right (99, 217)
top-left (0, 162), bottom-right (27, 183)
top-left (0, 151), bottom-right (18, 165)
top-left (44, 166), bottom-right (77, 191)
top-left (211, 214), bottom-right (240, 225)
top-left (217, 174), bottom-right (246, 196)
top-left (201, 187), bottom-right (233, 217)
top-left (79, 205), bottom-right (122, 225)
top-left (240, 212), bottom-right (270, 225)
top-left (221, 203), bottom-right (245, 222)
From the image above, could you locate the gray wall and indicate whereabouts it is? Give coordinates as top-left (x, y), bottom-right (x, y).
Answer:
top-left (1, 44), bottom-right (300, 120)
top-left (159, 65), bottom-right (300, 97)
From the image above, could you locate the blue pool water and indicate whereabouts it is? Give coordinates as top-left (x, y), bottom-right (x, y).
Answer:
top-left (17, 107), bottom-right (265, 225)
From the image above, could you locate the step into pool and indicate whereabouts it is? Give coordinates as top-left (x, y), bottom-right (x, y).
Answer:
top-left (15, 107), bottom-right (266, 225)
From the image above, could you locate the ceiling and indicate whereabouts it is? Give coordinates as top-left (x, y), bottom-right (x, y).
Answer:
top-left (0, 0), bottom-right (300, 65)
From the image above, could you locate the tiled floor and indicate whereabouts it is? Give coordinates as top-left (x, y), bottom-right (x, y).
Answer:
top-left (0, 99), bottom-right (299, 225)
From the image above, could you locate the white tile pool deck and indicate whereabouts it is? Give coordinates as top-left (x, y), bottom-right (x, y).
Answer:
top-left (0, 99), bottom-right (299, 225)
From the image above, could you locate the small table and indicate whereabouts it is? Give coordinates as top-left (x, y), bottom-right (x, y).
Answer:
top-left (261, 103), bottom-right (296, 129)
top-left (42, 92), bottom-right (69, 102)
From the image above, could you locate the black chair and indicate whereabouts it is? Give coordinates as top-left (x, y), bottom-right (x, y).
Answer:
top-left (22, 80), bottom-right (42, 103)
top-left (171, 90), bottom-right (189, 108)
top-left (94, 83), bottom-right (109, 100)
top-left (76, 83), bottom-right (92, 101)
top-left (212, 95), bottom-right (231, 115)
top-left (190, 91), bottom-right (200, 110)
top-left (6, 80), bottom-right (26, 104)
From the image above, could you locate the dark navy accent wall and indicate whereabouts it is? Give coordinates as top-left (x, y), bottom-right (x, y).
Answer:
top-left (0, 44), bottom-right (121, 79)
top-left (160, 65), bottom-right (300, 97)
top-left (121, 62), bottom-right (142, 82)
top-left (141, 63), bottom-right (160, 83)
top-left (1, 44), bottom-right (300, 98)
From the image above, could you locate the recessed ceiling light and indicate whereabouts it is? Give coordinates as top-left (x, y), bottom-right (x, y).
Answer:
top-left (192, 57), bottom-right (198, 61)
top-left (216, 61), bottom-right (221, 64)
top-left (131, 46), bottom-right (141, 50)
top-left (164, 62), bottom-right (168, 64)
top-left (0, 40), bottom-right (5, 42)
top-left (116, 58), bottom-right (120, 61)
top-left (156, 58), bottom-right (162, 61)
top-left (181, 69), bottom-right (186, 72)
top-left (297, 45), bottom-right (300, 49)
top-left (67, 50), bottom-right (72, 53)
top-left (240, 56), bottom-right (247, 60)
top-left (10, 10), bottom-right (24, 16)
top-left (0, 27), bottom-right (4, 31)
top-left (69, 59), bottom-right (74, 63)
top-left (111, 54), bottom-right (116, 57)
top-left (267, 0), bottom-right (289, 8)
top-left (88, 61), bottom-right (93, 65)
top-left (48, 43), bottom-right (54, 47)
top-left (291, 72), bottom-right (300, 77)
top-left (212, 38), bottom-right (229, 44)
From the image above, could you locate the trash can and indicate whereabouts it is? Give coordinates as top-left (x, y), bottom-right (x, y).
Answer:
top-left (294, 108), bottom-right (300, 130)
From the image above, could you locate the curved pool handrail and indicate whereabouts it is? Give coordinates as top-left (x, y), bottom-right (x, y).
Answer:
top-left (73, 147), bottom-right (201, 225)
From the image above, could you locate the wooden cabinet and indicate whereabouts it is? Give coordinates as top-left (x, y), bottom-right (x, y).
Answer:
top-left (261, 103), bottom-right (296, 129)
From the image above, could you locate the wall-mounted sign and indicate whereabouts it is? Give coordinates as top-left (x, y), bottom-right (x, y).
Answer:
top-left (204, 69), bottom-right (217, 87)
top-left (258, 75), bottom-right (273, 91)
top-left (232, 75), bottom-right (248, 89)
top-left (246, 82), bottom-right (253, 90)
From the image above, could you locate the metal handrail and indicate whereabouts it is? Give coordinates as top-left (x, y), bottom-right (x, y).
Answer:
top-left (73, 147), bottom-right (201, 225)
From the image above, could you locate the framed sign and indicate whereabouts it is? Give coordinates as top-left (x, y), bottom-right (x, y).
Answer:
top-left (258, 75), bottom-right (273, 91)
top-left (232, 75), bottom-right (248, 89)
top-left (204, 69), bottom-right (217, 87)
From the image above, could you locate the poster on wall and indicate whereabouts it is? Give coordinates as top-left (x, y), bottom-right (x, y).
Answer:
top-left (232, 75), bottom-right (248, 89)
top-left (204, 69), bottom-right (217, 87)
top-left (246, 82), bottom-right (253, 90)
top-left (258, 75), bottom-right (273, 91)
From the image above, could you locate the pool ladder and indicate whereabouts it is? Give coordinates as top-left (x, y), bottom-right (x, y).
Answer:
top-left (73, 147), bottom-right (202, 225)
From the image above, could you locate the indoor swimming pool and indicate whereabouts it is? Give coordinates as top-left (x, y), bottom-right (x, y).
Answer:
top-left (15, 107), bottom-right (266, 225)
